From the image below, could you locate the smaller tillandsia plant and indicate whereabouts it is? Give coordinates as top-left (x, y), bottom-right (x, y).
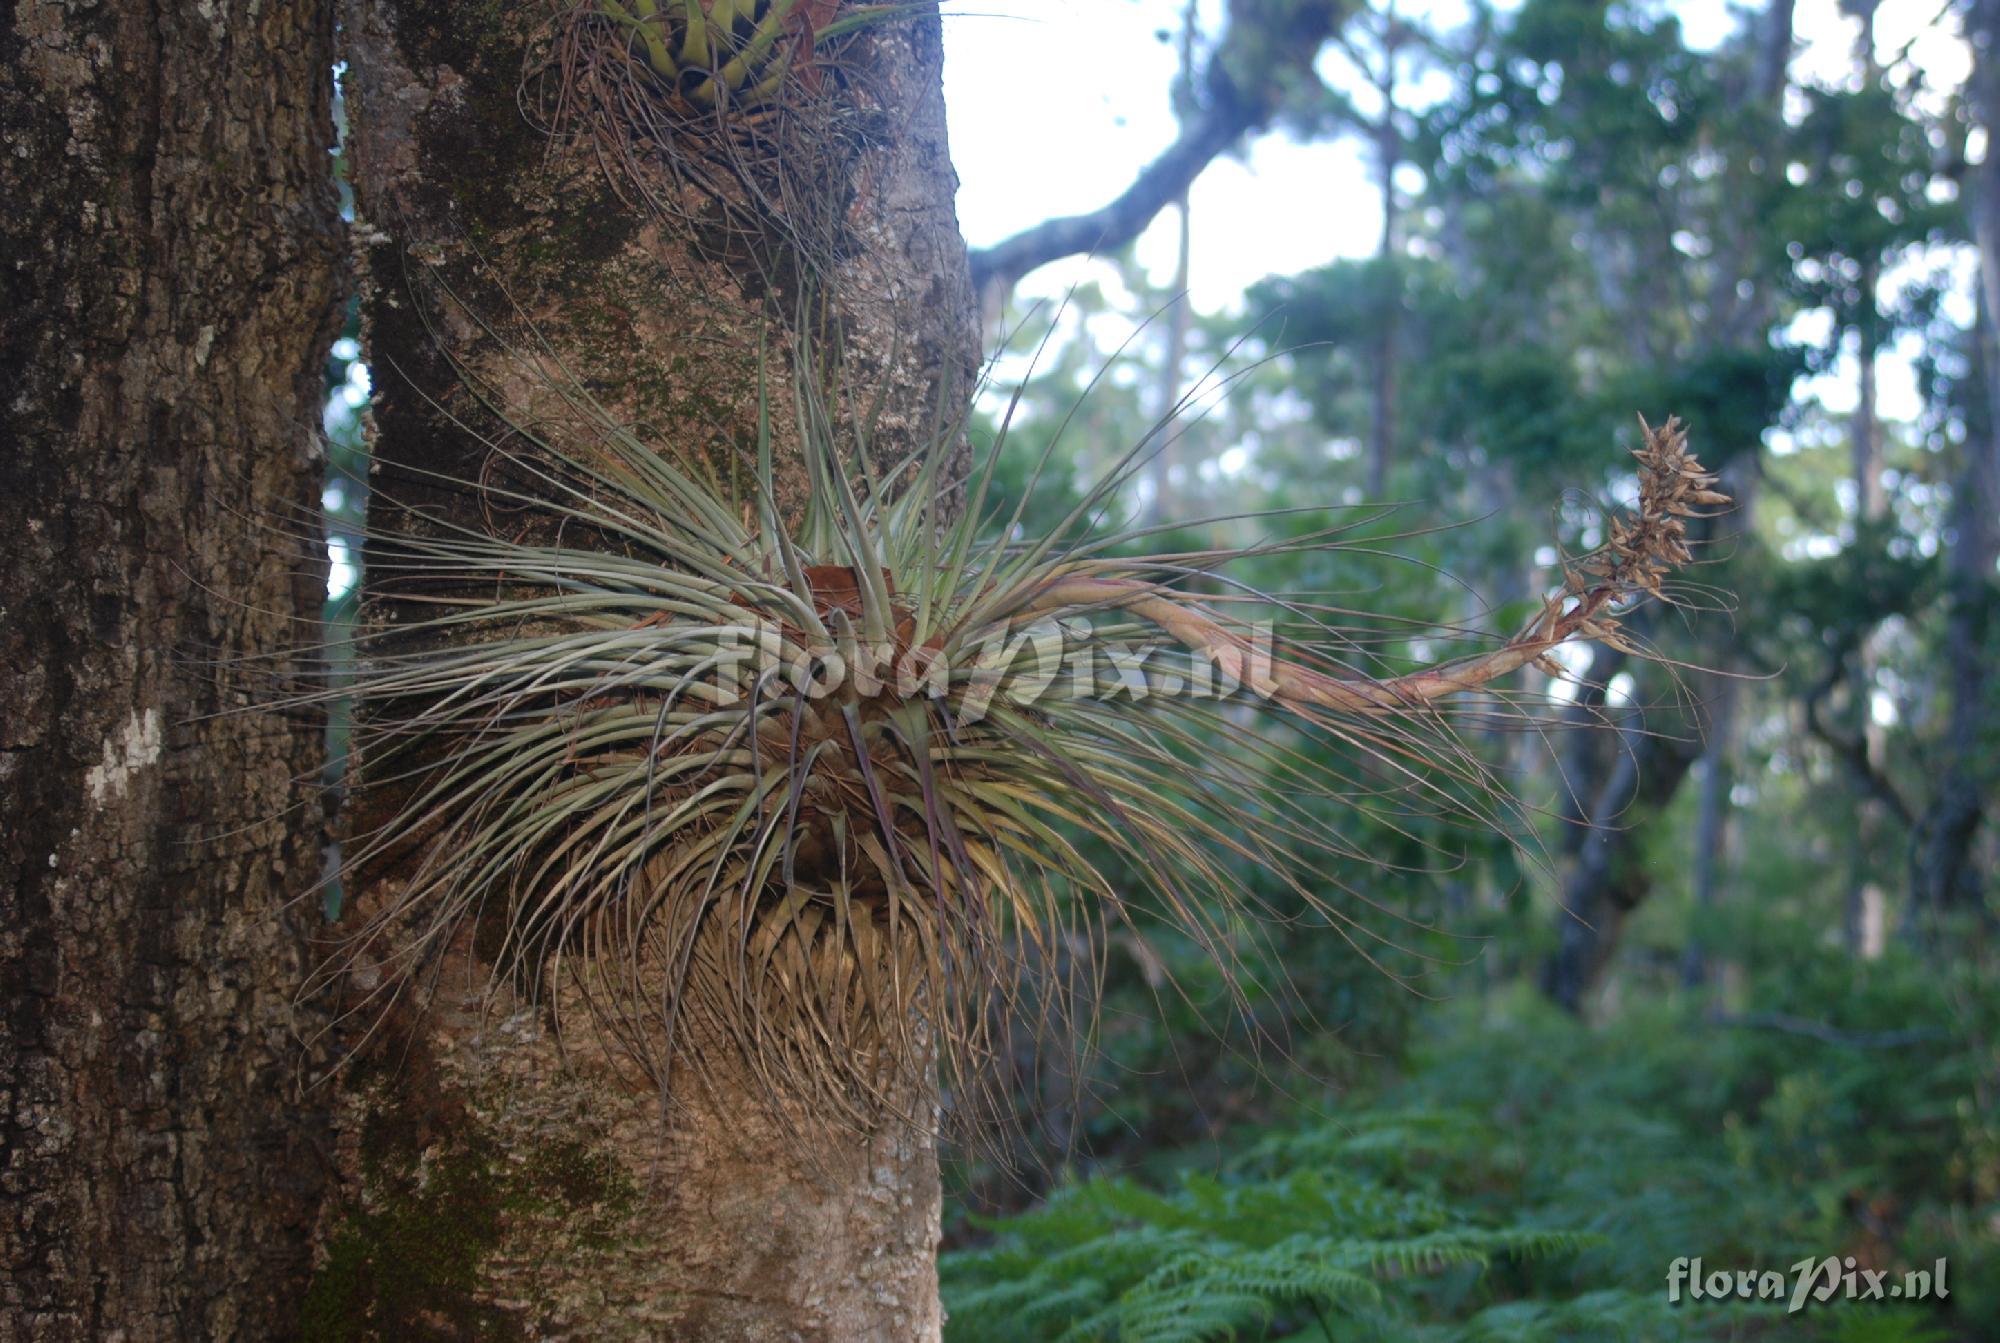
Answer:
top-left (591, 0), bottom-right (905, 109)
top-left (306, 340), bottom-right (1726, 1131)
top-left (546, 0), bottom-right (926, 279)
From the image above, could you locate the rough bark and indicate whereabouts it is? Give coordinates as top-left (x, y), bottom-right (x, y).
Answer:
top-left (325, 2), bottom-right (978, 1336)
top-left (0, 1), bottom-right (345, 1339)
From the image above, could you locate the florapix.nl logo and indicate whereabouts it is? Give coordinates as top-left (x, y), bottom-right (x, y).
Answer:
top-left (1667, 1256), bottom-right (1949, 1315)
top-left (699, 616), bottom-right (1287, 724)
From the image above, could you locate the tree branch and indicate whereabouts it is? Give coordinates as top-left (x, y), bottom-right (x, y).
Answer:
top-left (968, 70), bottom-right (1259, 297)
top-left (967, 0), bottom-right (1356, 298)
top-left (1802, 659), bottom-right (1914, 829)
top-left (1706, 1009), bottom-right (1946, 1050)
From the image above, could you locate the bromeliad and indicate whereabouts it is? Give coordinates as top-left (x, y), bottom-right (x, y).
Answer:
top-left (595, 0), bottom-right (896, 108)
top-left (301, 341), bottom-right (1725, 1123)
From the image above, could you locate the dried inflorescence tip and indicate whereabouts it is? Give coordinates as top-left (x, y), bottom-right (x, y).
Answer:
top-left (1587, 415), bottom-right (1731, 600)
top-left (1491, 414), bottom-right (1733, 663)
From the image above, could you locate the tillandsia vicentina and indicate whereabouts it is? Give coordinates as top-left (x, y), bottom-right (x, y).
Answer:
top-left (294, 326), bottom-right (1727, 1131)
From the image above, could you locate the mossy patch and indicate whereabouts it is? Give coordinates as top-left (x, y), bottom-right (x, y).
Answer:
top-left (302, 1071), bottom-right (636, 1343)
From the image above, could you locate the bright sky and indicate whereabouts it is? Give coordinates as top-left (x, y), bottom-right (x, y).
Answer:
top-left (938, 0), bottom-right (1972, 424)
top-left (943, 0), bottom-right (1378, 311)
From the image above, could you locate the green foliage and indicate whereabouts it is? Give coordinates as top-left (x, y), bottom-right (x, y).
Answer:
top-left (948, 949), bottom-right (1996, 1340)
top-left (1612, 345), bottom-right (1804, 470)
top-left (943, 1128), bottom-right (1616, 1342)
top-left (949, 2), bottom-right (1995, 1340)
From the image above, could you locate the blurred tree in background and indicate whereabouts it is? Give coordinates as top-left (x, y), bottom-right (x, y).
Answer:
top-left (947, 0), bottom-right (1998, 1338)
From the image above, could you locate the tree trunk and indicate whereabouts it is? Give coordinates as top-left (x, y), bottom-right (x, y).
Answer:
top-left (1540, 710), bottom-right (1702, 1014)
top-left (1143, 0), bottom-right (1199, 532)
top-left (324, 3), bottom-right (979, 1335)
top-left (1537, 0), bottom-right (1793, 1012)
top-left (1147, 196), bottom-right (1193, 528)
top-left (1854, 284), bottom-right (1884, 520)
top-left (1366, 23), bottom-right (1402, 502)
top-left (0, 2), bottom-right (345, 1338)
top-left (1845, 257), bottom-right (1889, 952)
top-left (1681, 675), bottom-right (1737, 986)
top-left (1908, 8), bottom-right (2000, 919)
